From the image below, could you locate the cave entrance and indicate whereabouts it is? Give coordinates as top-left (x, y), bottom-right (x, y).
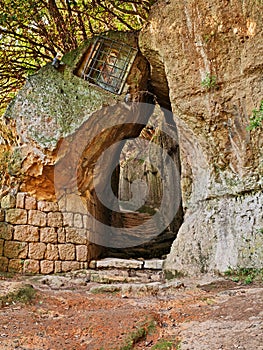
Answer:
top-left (103, 69), bottom-right (184, 259)
top-left (70, 39), bottom-right (184, 261)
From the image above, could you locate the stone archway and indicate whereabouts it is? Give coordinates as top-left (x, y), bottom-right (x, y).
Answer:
top-left (0, 31), bottom-right (184, 273)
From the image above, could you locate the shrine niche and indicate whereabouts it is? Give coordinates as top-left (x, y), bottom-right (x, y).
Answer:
top-left (74, 36), bottom-right (137, 94)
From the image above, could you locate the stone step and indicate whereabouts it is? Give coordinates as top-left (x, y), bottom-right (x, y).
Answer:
top-left (90, 258), bottom-right (164, 270)
top-left (89, 269), bottom-right (163, 284)
top-left (30, 267), bottom-right (164, 289)
top-left (89, 280), bottom-right (185, 295)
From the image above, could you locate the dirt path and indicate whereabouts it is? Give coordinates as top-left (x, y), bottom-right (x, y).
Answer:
top-left (0, 273), bottom-right (262, 350)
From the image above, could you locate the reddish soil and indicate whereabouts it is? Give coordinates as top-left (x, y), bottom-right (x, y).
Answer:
top-left (0, 274), bottom-right (262, 350)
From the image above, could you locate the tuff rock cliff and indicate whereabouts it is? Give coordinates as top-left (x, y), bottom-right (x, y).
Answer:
top-left (0, 31), bottom-right (182, 273)
top-left (0, 0), bottom-right (262, 275)
top-left (140, 0), bottom-right (263, 274)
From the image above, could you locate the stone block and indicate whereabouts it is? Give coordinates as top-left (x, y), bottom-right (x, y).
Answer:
top-left (14, 225), bottom-right (39, 242)
top-left (65, 193), bottom-right (87, 213)
top-left (74, 214), bottom-right (83, 228)
top-left (0, 209), bottom-right (5, 221)
top-left (54, 261), bottom-right (62, 273)
top-left (40, 260), bottom-right (54, 274)
top-left (23, 259), bottom-right (40, 274)
top-left (8, 259), bottom-right (23, 273)
top-left (0, 239), bottom-right (4, 256)
top-left (25, 196), bottom-right (37, 210)
top-left (80, 262), bottom-right (88, 269)
top-left (57, 228), bottom-right (65, 243)
top-left (29, 242), bottom-right (46, 260)
top-left (0, 257), bottom-right (8, 272)
top-left (38, 201), bottom-right (59, 212)
top-left (76, 245), bottom-right (88, 261)
top-left (83, 215), bottom-right (91, 230)
top-left (89, 260), bottom-right (97, 269)
top-left (28, 210), bottom-right (47, 227)
top-left (4, 241), bottom-right (28, 259)
top-left (5, 209), bottom-right (27, 225)
top-left (144, 259), bottom-right (164, 270)
top-left (1, 194), bottom-right (16, 209)
top-left (58, 244), bottom-right (75, 260)
top-left (96, 258), bottom-right (143, 269)
top-left (58, 195), bottom-right (66, 210)
top-left (65, 227), bottom-right (87, 245)
top-left (40, 227), bottom-right (57, 243)
top-left (16, 192), bottom-right (26, 209)
top-left (62, 212), bottom-right (73, 227)
top-left (47, 212), bottom-right (63, 227)
top-left (61, 261), bottom-right (80, 272)
top-left (45, 244), bottom-right (59, 260)
top-left (0, 223), bottom-right (13, 240)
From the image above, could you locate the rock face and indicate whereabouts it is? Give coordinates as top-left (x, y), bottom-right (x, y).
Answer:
top-left (0, 31), bottom-right (183, 273)
top-left (140, 0), bottom-right (263, 274)
top-left (1, 1), bottom-right (262, 275)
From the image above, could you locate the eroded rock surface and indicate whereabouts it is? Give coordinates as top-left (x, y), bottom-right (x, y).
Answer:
top-left (140, 0), bottom-right (263, 274)
top-left (0, 31), bottom-right (183, 272)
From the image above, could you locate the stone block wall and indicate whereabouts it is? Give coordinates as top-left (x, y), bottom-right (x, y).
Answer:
top-left (0, 192), bottom-right (99, 274)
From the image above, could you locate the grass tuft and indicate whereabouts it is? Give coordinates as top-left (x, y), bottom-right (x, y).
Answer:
top-left (0, 284), bottom-right (36, 307)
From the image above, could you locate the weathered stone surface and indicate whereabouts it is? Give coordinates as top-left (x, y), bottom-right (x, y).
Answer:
top-left (65, 228), bottom-right (87, 245)
top-left (62, 212), bottom-right (73, 227)
top-left (0, 31), bottom-right (154, 269)
top-left (74, 214), bottom-right (83, 228)
top-left (23, 259), bottom-right (40, 274)
top-left (4, 241), bottom-right (28, 259)
top-left (0, 239), bottom-right (4, 256)
top-left (0, 223), bottom-right (13, 240)
top-left (40, 227), bottom-right (57, 243)
top-left (47, 212), bottom-right (63, 227)
top-left (165, 192), bottom-right (263, 274)
top-left (14, 225), bottom-right (39, 242)
top-left (40, 260), bottom-right (54, 274)
top-left (0, 209), bottom-right (5, 221)
top-left (8, 259), bottom-right (23, 273)
top-left (61, 261), bottom-right (80, 272)
top-left (57, 228), bottom-right (65, 243)
top-left (65, 194), bottom-right (87, 214)
top-left (144, 259), bottom-right (164, 270)
top-left (45, 244), bottom-right (59, 260)
top-left (25, 196), bottom-right (37, 210)
top-left (83, 215), bottom-right (91, 230)
top-left (0, 257), bottom-right (8, 272)
top-left (80, 262), bottom-right (88, 270)
top-left (58, 244), bottom-right (75, 261)
top-left (54, 261), bottom-right (62, 273)
top-left (28, 210), bottom-right (47, 227)
top-left (29, 242), bottom-right (46, 260)
top-left (140, 0), bottom-right (263, 273)
top-left (2, 22), bottom-right (262, 275)
top-left (38, 201), bottom-right (59, 212)
top-left (16, 192), bottom-right (26, 209)
top-left (89, 260), bottom-right (96, 269)
top-left (1, 194), bottom-right (16, 209)
top-left (5, 209), bottom-right (27, 225)
top-left (76, 245), bottom-right (88, 262)
top-left (96, 258), bottom-right (143, 269)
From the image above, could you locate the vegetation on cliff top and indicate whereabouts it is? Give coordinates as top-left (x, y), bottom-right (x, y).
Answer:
top-left (0, 0), bottom-right (155, 115)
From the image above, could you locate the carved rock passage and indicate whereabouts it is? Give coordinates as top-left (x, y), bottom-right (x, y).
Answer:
top-left (140, 0), bottom-right (263, 274)
top-left (0, 31), bottom-right (183, 273)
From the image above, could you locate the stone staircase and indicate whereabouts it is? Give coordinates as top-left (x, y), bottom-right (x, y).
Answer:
top-left (27, 257), bottom-right (185, 296)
